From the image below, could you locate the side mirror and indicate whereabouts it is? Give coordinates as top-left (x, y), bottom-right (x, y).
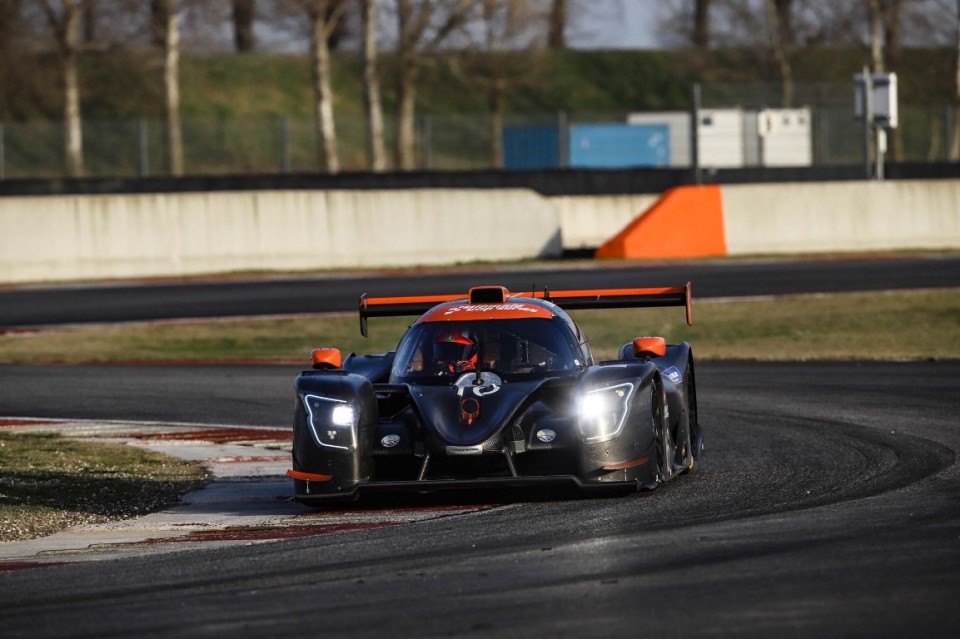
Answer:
top-left (632, 336), bottom-right (666, 359)
top-left (311, 348), bottom-right (342, 370)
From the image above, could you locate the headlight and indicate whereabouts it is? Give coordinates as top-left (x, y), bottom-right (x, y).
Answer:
top-left (302, 394), bottom-right (358, 451)
top-left (578, 382), bottom-right (635, 443)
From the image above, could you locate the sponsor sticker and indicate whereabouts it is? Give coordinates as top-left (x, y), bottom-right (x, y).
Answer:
top-left (536, 429), bottom-right (557, 443)
top-left (443, 303), bottom-right (542, 316)
top-left (381, 434), bottom-right (401, 448)
top-left (663, 366), bottom-right (682, 384)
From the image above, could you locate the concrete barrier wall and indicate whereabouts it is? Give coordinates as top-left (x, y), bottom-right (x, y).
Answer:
top-left (721, 180), bottom-right (960, 254)
top-left (549, 194), bottom-right (658, 250)
top-left (597, 180), bottom-right (960, 259)
top-left (0, 189), bottom-right (562, 283)
top-left (3, 180), bottom-right (958, 284)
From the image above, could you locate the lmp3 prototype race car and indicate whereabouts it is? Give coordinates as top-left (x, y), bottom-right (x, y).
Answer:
top-left (288, 284), bottom-right (702, 503)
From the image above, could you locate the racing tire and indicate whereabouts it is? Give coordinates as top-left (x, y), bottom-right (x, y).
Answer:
top-left (673, 361), bottom-right (697, 474)
top-left (684, 358), bottom-right (702, 466)
top-left (653, 376), bottom-right (675, 484)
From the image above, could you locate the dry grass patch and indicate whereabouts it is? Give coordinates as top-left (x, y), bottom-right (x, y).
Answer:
top-left (577, 288), bottom-right (960, 361)
top-left (0, 289), bottom-right (957, 364)
top-left (0, 433), bottom-right (210, 542)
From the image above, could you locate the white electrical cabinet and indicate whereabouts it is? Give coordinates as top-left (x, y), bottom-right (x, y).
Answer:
top-left (628, 107), bottom-right (813, 168)
top-left (752, 108), bottom-right (813, 167)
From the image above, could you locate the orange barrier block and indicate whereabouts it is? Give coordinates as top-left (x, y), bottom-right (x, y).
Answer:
top-left (595, 185), bottom-right (727, 259)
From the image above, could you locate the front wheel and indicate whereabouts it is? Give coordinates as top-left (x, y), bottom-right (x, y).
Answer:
top-left (653, 378), bottom-right (675, 484)
top-left (682, 359), bottom-right (701, 469)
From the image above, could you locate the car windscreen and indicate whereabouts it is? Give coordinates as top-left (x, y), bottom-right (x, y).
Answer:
top-left (390, 318), bottom-right (583, 385)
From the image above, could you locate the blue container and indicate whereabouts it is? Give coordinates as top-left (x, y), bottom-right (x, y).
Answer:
top-left (502, 125), bottom-right (561, 170)
top-left (568, 124), bottom-right (670, 168)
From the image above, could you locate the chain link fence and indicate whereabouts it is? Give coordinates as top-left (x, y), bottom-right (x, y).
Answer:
top-left (0, 82), bottom-right (955, 179)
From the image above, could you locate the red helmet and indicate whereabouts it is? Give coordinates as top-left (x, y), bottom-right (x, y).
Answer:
top-left (433, 328), bottom-right (478, 373)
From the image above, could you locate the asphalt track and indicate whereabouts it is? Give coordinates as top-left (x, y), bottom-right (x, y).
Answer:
top-left (2, 253), bottom-right (960, 327)
top-left (0, 256), bottom-right (958, 636)
top-left (0, 360), bottom-right (958, 638)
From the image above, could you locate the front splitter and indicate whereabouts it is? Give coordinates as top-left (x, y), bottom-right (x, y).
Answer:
top-left (294, 474), bottom-right (643, 503)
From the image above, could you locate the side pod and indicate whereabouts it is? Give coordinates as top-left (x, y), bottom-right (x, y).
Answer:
top-left (292, 371), bottom-right (378, 495)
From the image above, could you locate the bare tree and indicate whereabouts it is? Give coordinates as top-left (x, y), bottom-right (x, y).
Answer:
top-left (764, 0), bottom-right (794, 107)
top-left (361, 0), bottom-right (387, 172)
top-left (952, 0), bottom-right (960, 160)
top-left (81, 0), bottom-right (97, 43)
top-left (259, 0), bottom-right (347, 172)
top-left (654, 0), bottom-right (721, 48)
top-left (394, 0), bottom-right (473, 170)
top-left (150, 0), bottom-right (165, 46)
top-left (868, 0), bottom-right (884, 71)
top-left (0, 0), bottom-right (26, 48)
top-left (867, 0), bottom-right (909, 73)
top-left (311, 0), bottom-right (346, 173)
top-left (295, 0), bottom-right (346, 173)
top-left (40, 0), bottom-right (85, 177)
top-left (693, 0), bottom-right (712, 49)
top-left (163, 1), bottom-right (184, 176)
top-left (151, 0), bottom-right (184, 176)
top-left (547, 0), bottom-right (565, 49)
top-left (882, 0), bottom-right (905, 71)
top-left (452, 0), bottom-right (548, 167)
top-left (866, 0), bottom-right (912, 159)
top-left (233, 0), bottom-right (255, 51)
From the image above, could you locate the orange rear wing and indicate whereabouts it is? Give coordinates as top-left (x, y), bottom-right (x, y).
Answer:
top-left (358, 283), bottom-right (693, 337)
top-left (520, 283), bottom-right (693, 324)
top-left (359, 293), bottom-right (464, 337)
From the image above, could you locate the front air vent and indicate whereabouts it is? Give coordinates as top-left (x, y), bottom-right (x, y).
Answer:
top-left (468, 286), bottom-right (510, 304)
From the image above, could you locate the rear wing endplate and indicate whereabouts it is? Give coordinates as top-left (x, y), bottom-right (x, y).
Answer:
top-left (359, 283), bottom-right (693, 337)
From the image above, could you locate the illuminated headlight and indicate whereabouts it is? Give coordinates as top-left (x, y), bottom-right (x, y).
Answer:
top-left (302, 394), bottom-right (358, 451)
top-left (331, 404), bottom-right (356, 427)
top-left (578, 383), bottom-right (635, 443)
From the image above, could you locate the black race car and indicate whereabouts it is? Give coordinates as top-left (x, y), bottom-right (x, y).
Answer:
top-left (288, 284), bottom-right (701, 502)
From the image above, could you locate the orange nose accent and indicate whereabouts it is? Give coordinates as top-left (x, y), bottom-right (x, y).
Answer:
top-left (460, 397), bottom-right (480, 425)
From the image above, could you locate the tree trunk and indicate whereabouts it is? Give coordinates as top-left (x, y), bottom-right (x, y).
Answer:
top-left (489, 79), bottom-right (505, 168)
top-left (885, 1), bottom-right (904, 160)
top-left (82, 0), bottom-right (96, 44)
top-left (62, 0), bottom-right (83, 177)
top-left (393, 0), bottom-right (471, 170)
top-left (693, 0), bottom-right (711, 50)
top-left (310, 0), bottom-right (339, 174)
top-left (0, 0), bottom-right (23, 46)
top-left (161, 0), bottom-right (183, 176)
top-left (150, 0), bottom-right (166, 47)
top-left (774, 0), bottom-right (792, 41)
top-left (883, 0), bottom-right (904, 72)
top-left (869, 1), bottom-right (907, 159)
top-left (233, 0), bottom-right (255, 52)
top-left (869, 0), bottom-right (884, 73)
top-left (765, 0), bottom-right (794, 108)
top-left (395, 0), bottom-right (418, 171)
top-left (324, 0), bottom-right (348, 50)
top-left (951, 0), bottom-right (960, 161)
top-left (548, 0), bottom-right (566, 50)
top-left (361, 0), bottom-right (386, 172)
top-left (396, 57), bottom-right (418, 170)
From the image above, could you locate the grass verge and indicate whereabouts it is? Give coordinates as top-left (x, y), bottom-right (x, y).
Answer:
top-left (1, 289), bottom-right (958, 364)
top-left (0, 433), bottom-right (210, 542)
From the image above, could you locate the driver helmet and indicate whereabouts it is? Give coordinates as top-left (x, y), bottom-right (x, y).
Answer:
top-left (433, 328), bottom-right (478, 373)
